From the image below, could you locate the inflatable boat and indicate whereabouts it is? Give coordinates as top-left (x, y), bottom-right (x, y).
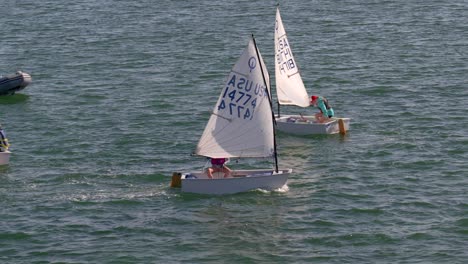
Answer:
top-left (0, 71), bottom-right (32, 95)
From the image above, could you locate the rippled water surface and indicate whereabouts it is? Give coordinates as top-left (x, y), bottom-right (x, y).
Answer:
top-left (1, 0), bottom-right (467, 263)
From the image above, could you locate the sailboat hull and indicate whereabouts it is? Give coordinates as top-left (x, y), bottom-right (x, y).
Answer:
top-left (180, 169), bottom-right (292, 195)
top-left (0, 151), bottom-right (11, 165)
top-left (276, 114), bottom-right (350, 135)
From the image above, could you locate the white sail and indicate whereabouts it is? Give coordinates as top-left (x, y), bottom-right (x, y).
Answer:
top-left (195, 38), bottom-right (274, 158)
top-left (275, 7), bottom-right (310, 107)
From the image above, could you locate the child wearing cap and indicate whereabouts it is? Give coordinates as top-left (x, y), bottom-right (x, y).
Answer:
top-left (310, 95), bottom-right (335, 123)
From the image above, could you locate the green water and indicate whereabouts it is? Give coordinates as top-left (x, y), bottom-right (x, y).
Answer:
top-left (1, 0), bottom-right (467, 263)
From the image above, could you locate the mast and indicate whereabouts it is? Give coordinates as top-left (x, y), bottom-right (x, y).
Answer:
top-left (252, 34), bottom-right (279, 172)
top-left (275, 3), bottom-right (281, 118)
top-left (277, 102), bottom-right (281, 117)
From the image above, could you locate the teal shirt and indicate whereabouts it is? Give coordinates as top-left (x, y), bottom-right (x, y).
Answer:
top-left (316, 97), bottom-right (334, 117)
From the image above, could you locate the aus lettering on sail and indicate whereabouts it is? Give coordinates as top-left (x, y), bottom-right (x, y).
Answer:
top-left (276, 37), bottom-right (297, 76)
top-left (217, 72), bottom-right (269, 120)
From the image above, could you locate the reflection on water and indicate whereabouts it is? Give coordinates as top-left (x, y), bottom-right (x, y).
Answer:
top-left (0, 93), bottom-right (30, 104)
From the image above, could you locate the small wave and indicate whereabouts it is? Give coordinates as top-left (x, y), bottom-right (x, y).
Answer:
top-left (0, 232), bottom-right (32, 240)
top-left (454, 218), bottom-right (468, 228)
top-left (68, 189), bottom-right (171, 204)
top-left (406, 232), bottom-right (433, 240)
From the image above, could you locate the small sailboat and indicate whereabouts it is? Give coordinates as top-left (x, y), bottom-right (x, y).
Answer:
top-left (274, 7), bottom-right (350, 135)
top-left (171, 35), bottom-right (292, 195)
top-left (0, 71), bottom-right (32, 95)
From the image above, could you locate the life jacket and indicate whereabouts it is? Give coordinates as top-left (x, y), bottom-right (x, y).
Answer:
top-left (316, 97), bottom-right (334, 118)
top-left (323, 97), bottom-right (332, 110)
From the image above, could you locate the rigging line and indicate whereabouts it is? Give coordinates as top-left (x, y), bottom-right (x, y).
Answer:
top-left (252, 34), bottom-right (279, 173)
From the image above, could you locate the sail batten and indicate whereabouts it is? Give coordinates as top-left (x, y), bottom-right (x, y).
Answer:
top-left (195, 38), bottom-right (274, 159)
top-left (275, 7), bottom-right (310, 107)
top-left (288, 72), bottom-right (300, 78)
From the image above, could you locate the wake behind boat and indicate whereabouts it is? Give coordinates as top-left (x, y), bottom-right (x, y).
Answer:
top-left (274, 7), bottom-right (350, 135)
top-left (0, 71), bottom-right (32, 95)
top-left (171, 35), bottom-right (292, 195)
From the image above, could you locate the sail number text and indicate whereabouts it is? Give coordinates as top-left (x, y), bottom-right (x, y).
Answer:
top-left (218, 74), bottom-right (268, 120)
top-left (276, 37), bottom-right (297, 74)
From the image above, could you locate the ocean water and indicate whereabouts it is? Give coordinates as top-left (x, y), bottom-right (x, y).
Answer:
top-left (1, 0), bottom-right (467, 263)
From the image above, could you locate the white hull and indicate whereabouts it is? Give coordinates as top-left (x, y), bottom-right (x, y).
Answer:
top-left (0, 151), bottom-right (11, 165)
top-left (180, 169), bottom-right (292, 195)
top-left (276, 114), bottom-right (350, 135)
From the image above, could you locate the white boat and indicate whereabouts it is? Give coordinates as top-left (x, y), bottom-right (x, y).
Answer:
top-left (0, 71), bottom-right (32, 95)
top-left (171, 36), bottom-right (292, 195)
top-left (276, 114), bottom-right (350, 135)
top-left (0, 151), bottom-right (11, 166)
top-left (274, 7), bottom-right (350, 135)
